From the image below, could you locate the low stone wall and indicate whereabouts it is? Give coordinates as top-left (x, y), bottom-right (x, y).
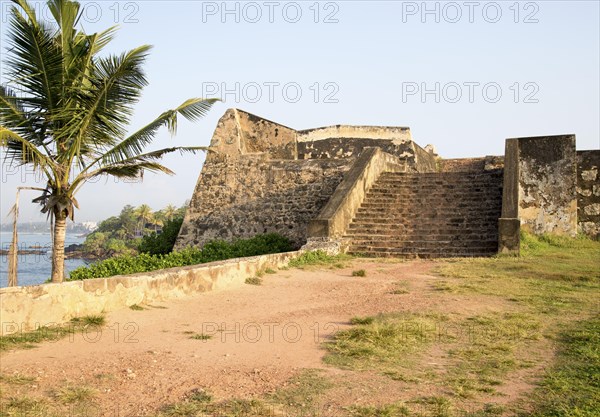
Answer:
top-left (0, 251), bottom-right (300, 335)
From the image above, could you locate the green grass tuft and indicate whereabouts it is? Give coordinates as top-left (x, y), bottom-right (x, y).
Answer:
top-left (348, 402), bottom-right (410, 416)
top-left (51, 386), bottom-right (97, 404)
top-left (288, 250), bottom-right (352, 269)
top-left (526, 315), bottom-right (600, 416)
top-left (1, 315), bottom-right (106, 351)
top-left (352, 269), bottom-right (367, 277)
top-left (189, 333), bottom-right (212, 340)
top-left (245, 277), bottom-right (263, 286)
top-left (324, 312), bottom-right (447, 372)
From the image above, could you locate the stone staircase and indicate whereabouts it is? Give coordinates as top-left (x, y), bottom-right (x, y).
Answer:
top-left (344, 169), bottom-right (504, 258)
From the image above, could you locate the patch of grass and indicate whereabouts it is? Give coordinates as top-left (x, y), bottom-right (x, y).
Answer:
top-left (352, 269), bottom-right (366, 277)
top-left (0, 373), bottom-right (36, 385)
top-left (189, 333), bottom-right (212, 340)
top-left (207, 399), bottom-right (270, 417)
top-left (432, 233), bottom-right (599, 410)
top-left (50, 386), bottom-right (96, 404)
top-left (524, 315), bottom-right (600, 417)
top-left (436, 233), bottom-right (600, 315)
top-left (325, 307), bottom-right (544, 399)
top-left (350, 316), bottom-right (374, 325)
top-left (410, 396), bottom-right (453, 417)
top-left (186, 388), bottom-right (212, 403)
top-left (444, 312), bottom-right (541, 398)
top-left (245, 277), bottom-right (262, 286)
top-left (324, 312), bottom-right (448, 372)
top-left (390, 281), bottom-right (410, 295)
top-left (431, 280), bottom-right (455, 292)
top-left (159, 401), bottom-right (205, 416)
top-left (0, 396), bottom-right (57, 417)
top-left (129, 304), bottom-right (145, 311)
top-left (264, 268), bottom-right (277, 274)
top-left (156, 397), bottom-right (270, 417)
top-left (71, 315), bottom-right (106, 326)
top-left (0, 315), bottom-right (106, 351)
top-left (288, 250), bottom-right (352, 269)
top-left (270, 369), bottom-right (333, 411)
top-left (348, 402), bottom-right (410, 416)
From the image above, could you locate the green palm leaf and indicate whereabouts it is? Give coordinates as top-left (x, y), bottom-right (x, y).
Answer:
top-left (0, 0), bottom-right (215, 282)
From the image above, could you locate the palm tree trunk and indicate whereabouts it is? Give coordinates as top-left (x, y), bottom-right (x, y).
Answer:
top-left (51, 211), bottom-right (67, 283)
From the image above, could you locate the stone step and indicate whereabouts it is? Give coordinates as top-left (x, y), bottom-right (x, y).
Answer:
top-left (342, 169), bottom-right (503, 258)
top-left (357, 205), bottom-right (502, 211)
top-left (347, 247), bottom-right (497, 258)
top-left (345, 232), bottom-right (499, 240)
top-left (371, 186), bottom-right (502, 191)
top-left (350, 218), bottom-right (499, 225)
top-left (346, 240), bottom-right (498, 249)
top-left (380, 171), bottom-right (502, 177)
top-left (375, 178), bottom-right (502, 185)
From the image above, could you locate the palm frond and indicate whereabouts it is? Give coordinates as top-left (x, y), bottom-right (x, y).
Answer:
top-left (0, 127), bottom-right (55, 175)
top-left (58, 45), bottom-right (153, 165)
top-left (89, 25), bottom-right (119, 56)
top-left (0, 85), bottom-right (43, 143)
top-left (87, 161), bottom-right (175, 181)
top-left (93, 98), bottom-right (218, 167)
top-left (74, 146), bottom-right (203, 190)
top-left (6, 2), bottom-right (62, 115)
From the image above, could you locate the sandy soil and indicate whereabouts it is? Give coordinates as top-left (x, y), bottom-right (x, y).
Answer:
top-left (0, 259), bottom-right (547, 416)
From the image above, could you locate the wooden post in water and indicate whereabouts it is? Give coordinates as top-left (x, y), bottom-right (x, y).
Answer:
top-left (7, 187), bottom-right (46, 287)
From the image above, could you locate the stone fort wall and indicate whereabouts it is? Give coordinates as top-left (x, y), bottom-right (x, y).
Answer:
top-left (177, 109), bottom-right (600, 253)
top-left (577, 150), bottom-right (600, 238)
top-left (174, 109), bottom-right (436, 250)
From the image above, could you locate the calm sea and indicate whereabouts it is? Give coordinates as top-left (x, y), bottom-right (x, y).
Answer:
top-left (0, 232), bottom-right (88, 287)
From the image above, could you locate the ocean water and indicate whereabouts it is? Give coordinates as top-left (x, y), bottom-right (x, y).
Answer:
top-left (0, 232), bottom-right (88, 287)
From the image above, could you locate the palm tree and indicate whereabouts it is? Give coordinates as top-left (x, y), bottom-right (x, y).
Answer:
top-left (135, 204), bottom-right (153, 236)
top-left (0, 0), bottom-right (217, 282)
top-left (163, 204), bottom-right (178, 221)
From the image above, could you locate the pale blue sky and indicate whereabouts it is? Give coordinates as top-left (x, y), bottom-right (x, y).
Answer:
top-left (1, 0), bottom-right (599, 222)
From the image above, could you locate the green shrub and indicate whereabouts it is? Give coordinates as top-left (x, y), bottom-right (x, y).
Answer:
top-left (68, 233), bottom-right (292, 280)
top-left (245, 277), bottom-right (263, 285)
top-left (138, 217), bottom-right (184, 255)
top-left (288, 250), bottom-right (351, 268)
top-left (352, 269), bottom-right (366, 277)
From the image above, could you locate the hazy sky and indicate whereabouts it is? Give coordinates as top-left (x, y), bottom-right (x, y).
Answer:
top-left (1, 0), bottom-right (599, 223)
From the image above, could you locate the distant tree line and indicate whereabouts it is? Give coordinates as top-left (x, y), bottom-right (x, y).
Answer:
top-left (83, 203), bottom-right (187, 258)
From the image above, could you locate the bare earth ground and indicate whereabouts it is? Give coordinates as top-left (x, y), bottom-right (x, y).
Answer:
top-left (0, 259), bottom-right (552, 416)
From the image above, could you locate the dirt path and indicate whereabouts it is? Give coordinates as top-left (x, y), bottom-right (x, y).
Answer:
top-left (0, 259), bottom-right (544, 416)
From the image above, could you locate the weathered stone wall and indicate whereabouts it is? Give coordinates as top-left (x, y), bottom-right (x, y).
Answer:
top-left (0, 251), bottom-right (300, 335)
top-left (577, 150), bottom-right (600, 239)
top-left (516, 135), bottom-right (578, 236)
top-left (176, 109), bottom-right (436, 250)
top-left (296, 126), bottom-right (436, 172)
top-left (438, 156), bottom-right (504, 173)
top-left (176, 153), bottom-right (353, 249)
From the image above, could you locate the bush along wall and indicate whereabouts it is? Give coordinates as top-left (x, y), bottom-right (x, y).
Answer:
top-left (69, 233), bottom-right (292, 280)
